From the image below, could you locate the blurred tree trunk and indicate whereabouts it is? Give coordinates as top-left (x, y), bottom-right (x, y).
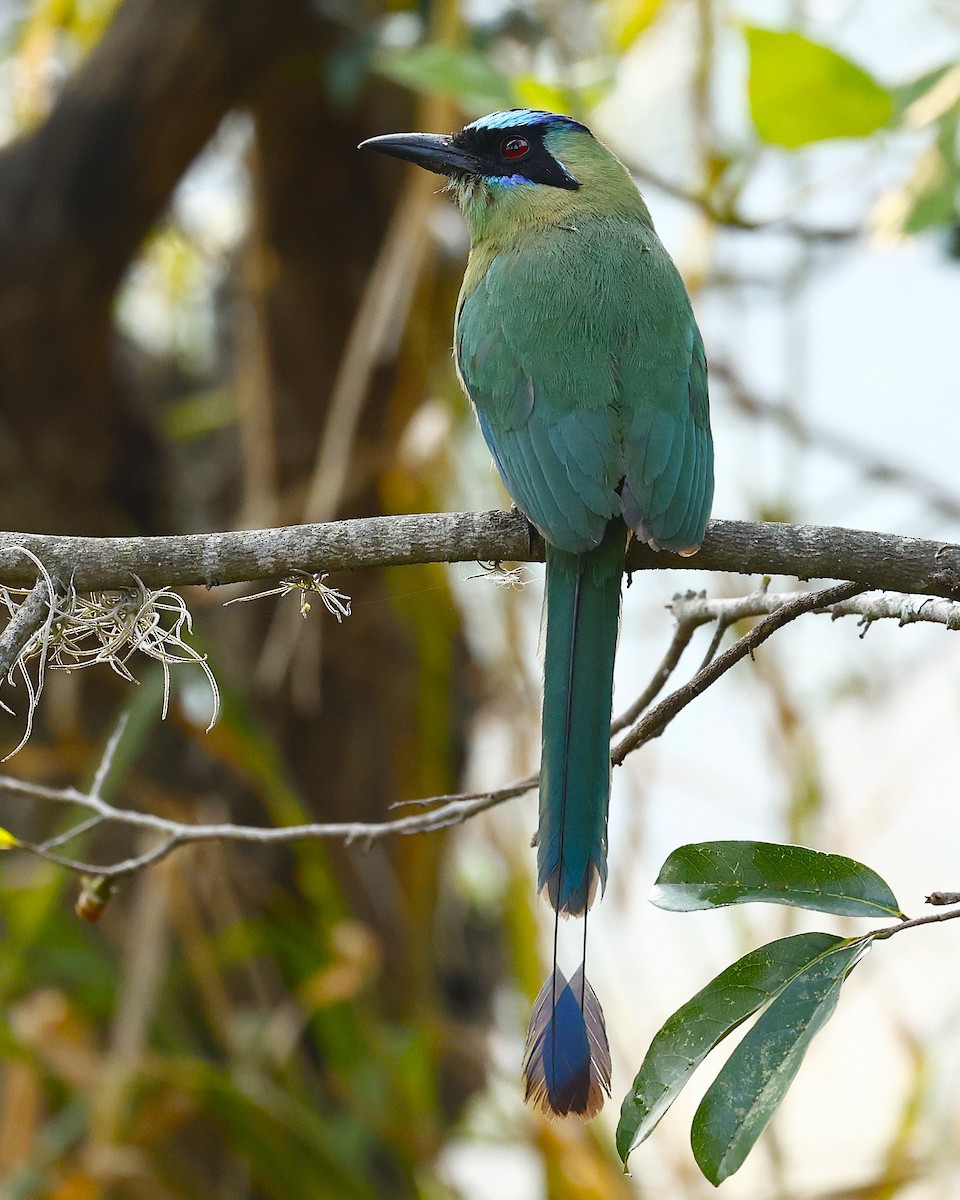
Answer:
top-left (0, 0), bottom-right (490, 1187)
top-left (247, 45), bottom-right (476, 1029)
top-left (0, 0), bottom-right (322, 534)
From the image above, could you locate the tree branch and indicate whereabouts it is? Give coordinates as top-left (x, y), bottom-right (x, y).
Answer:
top-left (0, 771), bottom-right (536, 882)
top-left (612, 581), bottom-right (865, 764)
top-left (1, 581), bottom-right (894, 883)
top-left (0, 578), bottom-right (52, 678)
top-left (0, 513), bottom-right (957, 599)
top-left (3, 507), bottom-right (959, 884)
top-left (667, 589), bottom-right (960, 633)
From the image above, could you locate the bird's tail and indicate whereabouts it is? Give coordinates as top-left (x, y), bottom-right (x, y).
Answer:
top-left (523, 522), bottom-right (624, 1117)
top-left (523, 961), bottom-right (611, 1118)
top-left (537, 523), bottom-right (625, 914)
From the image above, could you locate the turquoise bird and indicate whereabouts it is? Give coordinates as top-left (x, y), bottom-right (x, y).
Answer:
top-left (361, 110), bottom-right (713, 1118)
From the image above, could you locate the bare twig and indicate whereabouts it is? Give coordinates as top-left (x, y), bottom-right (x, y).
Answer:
top-left (668, 589), bottom-right (960, 632)
top-left (89, 712), bottom-right (131, 799)
top-left (0, 772), bottom-right (537, 881)
top-left (869, 903), bottom-right (960, 941)
top-left (612, 581), bottom-right (864, 764)
top-left (0, 582), bottom-right (875, 883)
top-left (2, 517), bottom-right (959, 884)
top-left (697, 617), bottom-right (730, 671)
top-left (610, 620), bottom-right (698, 736)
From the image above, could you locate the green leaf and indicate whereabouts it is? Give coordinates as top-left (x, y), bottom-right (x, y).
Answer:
top-left (609, 0), bottom-right (669, 51)
top-left (374, 46), bottom-right (515, 114)
top-left (650, 840), bottom-right (904, 919)
top-left (691, 937), bottom-right (870, 1184)
top-left (889, 63), bottom-right (954, 122)
top-left (617, 932), bottom-right (845, 1163)
top-left (902, 153), bottom-right (957, 235)
top-left (902, 115), bottom-right (959, 235)
top-left (745, 27), bottom-right (892, 148)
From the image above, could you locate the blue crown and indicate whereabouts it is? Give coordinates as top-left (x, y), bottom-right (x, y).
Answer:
top-left (464, 109), bottom-right (591, 136)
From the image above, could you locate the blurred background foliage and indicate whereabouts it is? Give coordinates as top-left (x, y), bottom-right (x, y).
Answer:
top-left (0, 0), bottom-right (959, 1197)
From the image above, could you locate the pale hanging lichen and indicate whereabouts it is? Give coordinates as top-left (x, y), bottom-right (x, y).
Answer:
top-left (222, 571), bottom-right (353, 620)
top-left (0, 568), bottom-right (221, 757)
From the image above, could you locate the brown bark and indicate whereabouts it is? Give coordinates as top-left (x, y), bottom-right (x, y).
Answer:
top-left (0, 0), bottom-right (325, 533)
top-left (246, 72), bottom-right (476, 1027)
top-left (0, 0), bottom-right (487, 1177)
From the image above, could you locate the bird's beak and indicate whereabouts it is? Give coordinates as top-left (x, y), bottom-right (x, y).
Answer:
top-left (358, 132), bottom-right (480, 178)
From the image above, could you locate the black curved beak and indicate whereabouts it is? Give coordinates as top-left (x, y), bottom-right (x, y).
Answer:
top-left (358, 132), bottom-right (480, 179)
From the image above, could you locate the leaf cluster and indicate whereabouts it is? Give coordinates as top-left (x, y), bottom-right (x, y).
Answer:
top-left (618, 840), bottom-right (913, 1185)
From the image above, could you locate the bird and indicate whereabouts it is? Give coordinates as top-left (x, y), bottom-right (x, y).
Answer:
top-left (361, 109), bottom-right (714, 1118)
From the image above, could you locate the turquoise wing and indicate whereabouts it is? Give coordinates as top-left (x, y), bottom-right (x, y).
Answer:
top-left (620, 316), bottom-right (714, 553)
top-left (456, 246), bottom-right (621, 555)
top-left (455, 220), bottom-right (713, 555)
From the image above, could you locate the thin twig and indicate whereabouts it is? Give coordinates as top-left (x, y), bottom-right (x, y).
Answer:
top-left (90, 711), bottom-right (130, 798)
top-left (869, 904), bottom-right (960, 941)
top-left (38, 814), bottom-right (104, 852)
top-left (669, 589), bottom-right (960, 632)
top-left (0, 582), bottom-right (868, 882)
top-left (612, 581), bottom-right (864, 764)
top-left (697, 619), bottom-right (729, 671)
top-left (609, 620), bottom-right (697, 736)
top-left (1, 772), bottom-right (537, 881)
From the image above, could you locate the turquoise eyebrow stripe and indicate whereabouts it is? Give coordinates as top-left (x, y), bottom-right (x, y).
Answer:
top-left (464, 109), bottom-right (589, 135)
top-left (465, 109), bottom-right (551, 130)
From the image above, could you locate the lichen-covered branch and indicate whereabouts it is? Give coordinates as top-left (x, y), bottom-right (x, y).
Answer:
top-left (0, 580), bottom-right (894, 885)
top-left (2, 511), bottom-right (960, 888)
top-left (0, 578), bottom-right (51, 678)
top-left (0, 512), bottom-right (958, 599)
top-left (667, 589), bottom-right (960, 632)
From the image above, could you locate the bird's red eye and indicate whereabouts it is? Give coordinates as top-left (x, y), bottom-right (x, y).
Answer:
top-left (501, 136), bottom-right (530, 159)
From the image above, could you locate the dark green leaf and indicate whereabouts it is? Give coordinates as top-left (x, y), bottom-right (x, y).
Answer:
top-left (746, 27), bottom-right (892, 148)
top-left (649, 841), bottom-right (904, 918)
top-left (375, 46), bottom-right (515, 114)
top-left (617, 932), bottom-right (845, 1163)
top-left (691, 938), bottom-right (870, 1184)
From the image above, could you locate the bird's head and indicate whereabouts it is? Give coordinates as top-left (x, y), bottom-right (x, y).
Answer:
top-left (360, 109), bottom-right (649, 243)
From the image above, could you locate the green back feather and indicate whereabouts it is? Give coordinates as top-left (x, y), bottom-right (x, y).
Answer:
top-left (456, 215), bottom-right (713, 554)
